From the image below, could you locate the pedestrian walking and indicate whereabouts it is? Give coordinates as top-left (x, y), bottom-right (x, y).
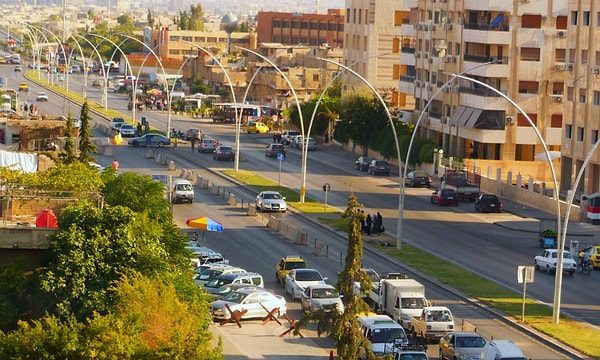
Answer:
top-left (372, 213), bottom-right (380, 235)
top-left (360, 210), bottom-right (366, 232)
top-left (366, 214), bottom-right (372, 235)
top-left (136, 122), bottom-right (142, 137)
top-left (324, 131), bottom-right (329, 143)
top-left (376, 212), bottom-right (384, 234)
top-left (191, 137), bottom-right (196, 151)
top-left (145, 121), bottom-right (150, 134)
top-left (111, 159), bottom-right (119, 171)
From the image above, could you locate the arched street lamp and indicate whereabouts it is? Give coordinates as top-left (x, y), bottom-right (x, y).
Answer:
top-left (238, 47), bottom-right (307, 200)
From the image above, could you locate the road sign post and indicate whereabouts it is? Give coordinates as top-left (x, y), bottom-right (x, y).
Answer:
top-left (517, 265), bottom-right (535, 322)
top-left (322, 183), bottom-right (331, 212)
top-left (277, 153), bottom-right (284, 185)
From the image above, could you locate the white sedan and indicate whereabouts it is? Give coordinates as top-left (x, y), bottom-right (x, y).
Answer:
top-left (256, 191), bottom-right (287, 212)
top-left (534, 249), bottom-right (577, 275)
top-left (284, 268), bottom-right (328, 300)
top-left (210, 287), bottom-right (286, 320)
top-left (300, 284), bottom-right (344, 314)
top-left (119, 124), bottom-right (137, 137)
top-left (36, 92), bottom-right (49, 101)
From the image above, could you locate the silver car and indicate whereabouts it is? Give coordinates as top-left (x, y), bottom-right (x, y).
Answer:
top-left (256, 191), bottom-right (287, 212)
top-left (127, 133), bottom-right (171, 147)
top-left (210, 287), bottom-right (287, 320)
top-left (439, 331), bottom-right (486, 360)
top-left (300, 284), bottom-right (344, 314)
top-left (299, 137), bottom-right (317, 151)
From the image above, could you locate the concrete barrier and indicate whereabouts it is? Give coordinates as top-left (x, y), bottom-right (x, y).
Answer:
top-left (195, 175), bottom-right (203, 188)
top-left (210, 185), bottom-right (219, 195)
top-left (168, 161), bottom-right (176, 171)
top-left (103, 146), bottom-right (113, 156)
top-left (295, 231), bottom-right (308, 246)
top-left (162, 157), bottom-right (168, 166)
top-left (247, 204), bottom-right (257, 216)
top-left (267, 216), bottom-right (276, 229)
top-left (461, 319), bottom-right (477, 332)
top-left (179, 168), bottom-right (186, 178)
top-left (200, 178), bottom-right (209, 189)
top-left (228, 193), bottom-right (237, 206)
top-left (147, 149), bottom-right (154, 159)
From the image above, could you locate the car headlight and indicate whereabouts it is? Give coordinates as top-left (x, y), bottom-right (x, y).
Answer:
top-left (212, 308), bottom-right (225, 316)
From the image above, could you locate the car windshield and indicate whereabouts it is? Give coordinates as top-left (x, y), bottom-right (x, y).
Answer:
top-left (221, 291), bottom-right (247, 304)
top-left (375, 161), bottom-right (387, 166)
top-left (220, 147), bottom-right (233, 151)
top-left (456, 336), bottom-right (486, 348)
top-left (176, 184), bottom-right (193, 191)
top-left (296, 270), bottom-right (322, 281)
top-left (370, 328), bottom-right (406, 343)
top-left (397, 354), bottom-right (428, 360)
top-left (264, 193), bottom-right (282, 200)
top-left (284, 261), bottom-right (307, 270)
top-left (205, 277), bottom-right (233, 288)
top-left (312, 288), bottom-right (338, 298)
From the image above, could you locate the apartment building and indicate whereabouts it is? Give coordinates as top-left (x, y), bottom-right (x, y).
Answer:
top-left (562, 1), bottom-right (600, 197)
top-left (343, 0), bottom-right (411, 108)
top-left (256, 10), bottom-right (345, 48)
top-left (402, 0), bottom-right (567, 184)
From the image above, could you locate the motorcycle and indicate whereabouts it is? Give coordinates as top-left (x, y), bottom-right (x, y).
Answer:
top-left (580, 260), bottom-right (593, 275)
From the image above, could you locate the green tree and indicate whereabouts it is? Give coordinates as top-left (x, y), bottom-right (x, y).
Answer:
top-left (237, 21), bottom-right (250, 32)
top-left (60, 113), bottom-right (77, 164)
top-left (188, 4), bottom-right (205, 31)
top-left (289, 93), bottom-right (339, 137)
top-left (147, 9), bottom-right (155, 29)
top-left (78, 100), bottom-right (96, 162)
top-left (295, 192), bottom-right (372, 360)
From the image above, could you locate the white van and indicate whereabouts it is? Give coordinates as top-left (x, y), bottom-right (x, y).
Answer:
top-left (358, 315), bottom-right (409, 359)
top-left (480, 340), bottom-right (527, 360)
top-left (204, 272), bottom-right (264, 292)
top-left (172, 179), bottom-right (194, 204)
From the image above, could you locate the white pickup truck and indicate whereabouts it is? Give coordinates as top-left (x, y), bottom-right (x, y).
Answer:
top-left (409, 306), bottom-right (455, 342)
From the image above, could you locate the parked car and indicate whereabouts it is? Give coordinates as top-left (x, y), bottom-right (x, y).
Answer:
top-left (256, 191), bottom-right (287, 212)
top-left (275, 256), bottom-right (308, 284)
top-left (439, 331), bottom-right (486, 360)
top-left (204, 272), bottom-right (264, 293)
top-left (300, 284), bottom-right (344, 314)
top-left (186, 128), bottom-right (202, 141)
top-left (284, 268), bottom-right (328, 300)
top-left (119, 124), bottom-right (136, 137)
top-left (247, 121), bottom-right (269, 134)
top-left (213, 145), bottom-right (235, 161)
top-left (210, 287), bottom-right (287, 320)
top-left (281, 130), bottom-right (301, 145)
top-left (354, 156), bottom-right (373, 172)
top-left (431, 189), bottom-right (460, 206)
top-left (474, 194), bottom-right (503, 213)
top-left (534, 249), bottom-right (577, 275)
top-left (299, 137), bottom-right (317, 151)
top-left (368, 160), bottom-right (391, 176)
top-left (405, 171), bottom-right (431, 188)
top-left (291, 135), bottom-right (303, 148)
top-left (266, 143), bottom-right (286, 158)
top-left (582, 245), bottom-right (600, 268)
top-left (36, 92), bottom-right (49, 102)
top-left (128, 133), bottom-right (171, 147)
top-left (172, 179), bottom-right (194, 204)
top-left (199, 138), bottom-right (217, 153)
top-left (194, 265), bottom-right (247, 286)
top-left (111, 117), bottom-right (125, 130)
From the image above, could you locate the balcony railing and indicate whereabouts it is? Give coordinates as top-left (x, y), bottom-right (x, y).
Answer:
top-left (464, 22), bottom-right (509, 32)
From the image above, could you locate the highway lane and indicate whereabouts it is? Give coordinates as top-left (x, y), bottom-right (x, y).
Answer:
top-left (11, 65), bottom-right (599, 330)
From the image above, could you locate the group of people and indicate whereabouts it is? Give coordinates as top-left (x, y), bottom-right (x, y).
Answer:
top-left (361, 211), bottom-right (384, 236)
top-left (21, 102), bottom-right (38, 115)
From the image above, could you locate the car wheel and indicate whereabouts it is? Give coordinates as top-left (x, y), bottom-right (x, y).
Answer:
top-left (132, 141), bottom-right (139, 147)
top-left (534, 261), bottom-right (539, 271)
top-left (569, 271), bottom-right (575, 276)
top-left (546, 266), bottom-right (552, 274)
top-left (430, 198), bottom-right (435, 204)
top-left (276, 273), bottom-right (280, 283)
top-left (439, 350), bottom-right (444, 360)
top-left (454, 202), bottom-right (459, 206)
top-left (157, 142), bottom-right (164, 147)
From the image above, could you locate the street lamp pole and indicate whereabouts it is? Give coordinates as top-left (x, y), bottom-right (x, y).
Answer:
top-left (453, 74), bottom-right (561, 323)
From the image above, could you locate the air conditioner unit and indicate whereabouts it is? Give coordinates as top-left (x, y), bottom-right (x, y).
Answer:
top-left (550, 95), bottom-right (563, 103)
top-left (429, 58), bottom-right (434, 64)
top-left (505, 116), bottom-right (513, 124)
top-left (415, 52), bottom-right (421, 58)
top-left (414, 80), bottom-right (422, 87)
top-left (440, 116), bottom-right (450, 123)
top-left (425, 119), bottom-right (431, 125)
top-left (427, 24), bottom-right (436, 31)
top-left (451, 85), bottom-right (460, 93)
top-left (557, 30), bottom-right (567, 37)
top-left (565, 63), bottom-right (574, 71)
top-left (427, 84), bottom-right (434, 91)
top-left (443, 86), bottom-right (451, 93)
top-left (442, 23), bottom-right (453, 30)
top-left (414, 23), bottom-right (420, 30)
top-left (555, 63), bottom-right (565, 71)
top-left (442, 56), bottom-right (449, 63)
top-left (458, 18), bottom-right (465, 25)
top-left (592, 67), bottom-right (600, 75)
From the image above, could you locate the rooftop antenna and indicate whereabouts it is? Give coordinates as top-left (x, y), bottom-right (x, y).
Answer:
top-left (315, 0), bottom-right (319, 14)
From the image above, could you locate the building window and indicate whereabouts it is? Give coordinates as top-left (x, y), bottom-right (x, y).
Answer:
top-left (394, 11), bottom-right (403, 26)
top-left (579, 88), bottom-right (586, 103)
top-left (282, 20), bottom-right (290, 28)
top-left (338, 24), bottom-right (344, 31)
top-left (310, 22), bottom-right (318, 30)
top-left (569, 49), bottom-right (576, 63)
top-left (577, 126), bottom-right (584, 141)
top-left (320, 22), bottom-right (327, 30)
top-left (594, 91), bottom-right (600, 105)
top-left (521, 14), bottom-right (542, 28)
top-left (583, 11), bottom-right (590, 25)
top-left (582, 50), bottom-right (588, 64)
top-left (393, 64), bottom-right (400, 79)
top-left (353, 9), bottom-right (356, 23)
top-left (182, 36), bottom-right (192, 42)
top-left (313, 74), bottom-right (319, 81)
top-left (392, 38), bottom-right (400, 53)
top-left (567, 86), bottom-right (574, 101)
top-left (273, 20), bottom-right (281, 27)
top-left (565, 124), bottom-right (572, 139)
top-left (358, 9), bottom-right (362, 24)
top-left (291, 37), bottom-right (298, 43)
top-left (292, 21), bottom-right (300, 29)
top-left (301, 21), bottom-right (309, 29)
top-left (553, 82), bottom-right (564, 95)
top-left (520, 47), bottom-right (540, 61)
top-left (571, 11), bottom-right (578, 25)
top-left (273, 36), bottom-right (281, 42)
top-left (555, 49), bottom-right (566, 63)
top-left (596, 51), bottom-right (600, 66)
top-left (557, 15), bottom-right (568, 29)
top-left (329, 23), bottom-right (337, 31)
top-left (455, 43), bottom-right (461, 56)
top-left (592, 130), bottom-right (599, 144)
top-left (310, 38), bottom-right (318, 46)
top-left (169, 36), bottom-right (180, 41)
top-left (551, 114), bottom-right (563, 128)
top-left (519, 81), bottom-right (539, 94)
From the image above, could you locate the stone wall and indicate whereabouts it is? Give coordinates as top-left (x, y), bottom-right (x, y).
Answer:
top-left (2, 198), bottom-right (73, 223)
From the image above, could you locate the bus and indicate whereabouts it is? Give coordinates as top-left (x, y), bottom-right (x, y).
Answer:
top-left (183, 94), bottom-right (221, 112)
top-left (211, 103), bottom-right (262, 124)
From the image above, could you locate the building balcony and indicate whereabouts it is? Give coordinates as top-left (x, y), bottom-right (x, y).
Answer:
top-left (464, 0), bottom-right (512, 11)
top-left (544, 127), bottom-right (562, 146)
top-left (400, 50), bottom-right (416, 67)
top-left (463, 57), bottom-right (510, 78)
top-left (402, 23), bottom-right (416, 37)
top-left (463, 26), bottom-right (511, 45)
top-left (403, 0), bottom-right (418, 9)
top-left (399, 75), bottom-right (416, 94)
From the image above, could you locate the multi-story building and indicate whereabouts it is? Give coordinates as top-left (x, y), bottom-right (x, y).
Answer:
top-left (562, 2), bottom-right (600, 197)
top-left (402, 0), bottom-right (566, 184)
top-left (256, 10), bottom-right (345, 48)
top-left (343, 0), bottom-right (411, 108)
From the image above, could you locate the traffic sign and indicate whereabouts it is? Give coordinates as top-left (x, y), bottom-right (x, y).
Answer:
top-left (277, 153), bottom-right (284, 161)
top-left (322, 183), bottom-right (331, 192)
